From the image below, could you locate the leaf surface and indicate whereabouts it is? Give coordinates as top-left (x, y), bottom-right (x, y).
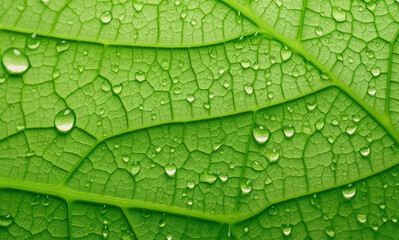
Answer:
top-left (0, 0), bottom-right (399, 239)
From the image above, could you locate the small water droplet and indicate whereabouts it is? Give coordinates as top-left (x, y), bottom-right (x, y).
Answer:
top-left (136, 72), bottom-right (146, 82)
top-left (356, 213), bottom-right (367, 223)
top-left (360, 146), bottom-right (370, 157)
top-left (166, 233), bottom-right (173, 240)
top-left (187, 198), bottom-right (193, 206)
top-left (306, 102), bottom-right (316, 111)
top-left (112, 84), bottom-right (123, 94)
top-left (100, 11), bottom-right (112, 24)
top-left (101, 81), bottom-right (111, 92)
top-left (187, 180), bottom-right (195, 189)
top-left (253, 126), bottom-right (270, 144)
top-left (186, 94), bottom-right (195, 103)
top-left (281, 46), bottom-right (292, 61)
top-left (243, 226), bottom-right (249, 233)
top-left (281, 224), bottom-right (293, 236)
top-left (346, 125), bottom-right (357, 135)
top-left (371, 222), bottom-right (379, 231)
top-left (55, 108), bottom-right (76, 133)
top-left (244, 84), bottom-right (254, 94)
top-left (0, 211), bottom-right (13, 227)
top-left (219, 172), bottom-right (228, 182)
top-left (223, 80), bottom-right (230, 88)
top-left (283, 125), bottom-right (295, 138)
top-left (2, 48), bottom-right (30, 74)
top-left (379, 202), bottom-right (386, 210)
top-left (315, 119), bottom-right (325, 130)
top-left (367, 86), bottom-right (376, 96)
top-left (320, 71), bottom-right (329, 80)
top-left (56, 40), bottom-right (70, 53)
top-left (332, 7), bottom-right (346, 22)
top-left (131, 162), bottom-right (141, 175)
top-left (251, 160), bottom-right (265, 171)
top-left (268, 205), bottom-right (277, 215)
top-left (240, 59), bottom-right (251, 68)
top-left (42, 195), bottom-right (51, 206)
top-left (371, 67), bottom-right (381, 77)
top-left (267, 147), bottom-right (280, 162)
top-left (27, 33), bottom-right (40, 50)
top-left (200, 171), bottom-right (217, 184)
top-left (164, 163), bottom-right (177, 177)
top-left (315, 26), bottom-right (324, 36)
top-left (342, 184), bottom-right (357, 199)
top-left (102, 224), bottom-right (109, 238)
top-left (240, 179), bottom-right (253, 194)
top-left (324, 227), bottom-right (335, 238)
top-left (122, 154), bottom-right (129, 162)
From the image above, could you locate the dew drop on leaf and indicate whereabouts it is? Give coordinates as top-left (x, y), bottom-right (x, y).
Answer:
top-left (370, 67), bottom-right (381, 77)
top-left (315, 26), bottom-right (323, 36)
top-left (240, 59), bottom-right (251, 68)
top-left (244, 84), bottom-right (254, 95)
top-left (135, 71), bottom-right (146, 82)
top-left (166, 233), bottom-right (173, 240)
top-left (315, 118), bottom-right (325, 130)
top-left (112, 84), bottom-right (123, 94)
top-left (0, 211), bottom-right (13, 227)
top-left (342, 184), bottom-right (357, 199)
top-left (324, 227), bottom-right (335, 238)
top-left (102, 224), bottom-right (109, 239)
top-left (100, 11), bottom-right (112, 24)
top-left (332, 7), bottom-right (346, 22)
top-left (2, 48), bottom-right (30, 74)
top-left (268, 206), bottom-right (277, 216)
top-left (55, 108), bottom-right (76, 133)
top-left (345, 125), bottom-right (357, 135)
top-left (356, 213), bottom-right (367, 223)
top-left (283, 125), bottom-right (295, 138)
top-left (252, 126), bottom-right (270, 144)
top-left (186, 94), bottom-right (195, 103)
top-left (27, 33), bottom-right (40, 50)
top-left (200, 171), bottom-right (217, 184)
top-left (280, 46), bottom-right (292, 61)
top-left (359, 146), bottom-right (370, 157)
top-left (180, 6), bottom-right (188, 19)
top-left (164, 163), bottom-right (177, 177)
top-left (281, 224), bottom-right (293, 236)
top-left (186, 180), bottom-right (195, 189)
top-left (42, 195), bottom-right (51, 206)
top-left (122, 154), bottom-right (129, 162)
top-left (101, 81), bottom-right (111, 92)
top-left (56, 40), bottom-right (70, 53)
top-left (219, 172), bottom-right (228, 182)
top-left (267, 147), bottom-right (280, 163)
top-left (367, 86), bottom-right (376, 96)
top-left (131, 162), bottom-right (141, 175)
top-left (240, 179), bottom-right (253, 194)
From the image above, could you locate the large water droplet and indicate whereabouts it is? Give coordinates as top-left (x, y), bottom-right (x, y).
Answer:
top-left (164, 163), bottom-right (177, 177)
top-left (131, 162), bottom-right (141, 175)
top-left (283, 125), bottom-right (295, 138)
top-left (2, 48), bottom-right (30, 74)
top-left (55, 108), bottom-right (76, 133)
top-left (342, 184), bottom-right (356, 199)
top-left (100, 11), bottom-right (112, 24)
top-left (281, 224), bottom-right (293, 236)
top-left (56, 40), bottom-right (70, 53)
top-left (0, 211), bottom-right (13, 227)
top-left (253, 126), bottom-right (270, 144)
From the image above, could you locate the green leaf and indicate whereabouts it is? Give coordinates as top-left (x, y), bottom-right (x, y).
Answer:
top-left (0, 0), bottom-right (399, 239)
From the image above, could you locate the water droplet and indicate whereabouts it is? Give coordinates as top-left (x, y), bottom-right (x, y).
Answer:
top-left (244, 84), bottom-right (254, 94)
top-left (240, 179), bottom-right (253, 194)
top-left (315, 119), bottom-right (325, 130)
top-left (187, 180), bottom-right (195, 189)
top-left (122, 154), bottom-right (129, 162)
top-left (55, 108), bottom-right (76, 133)
top-left (101, 81), bottom-right (111, 92)
top-left (268, 205), bottom-right (277, 215)
top-left (219, 172), bottom-right (228, 182)
top-left (379, 202), bottom-right (386, 210)
top-left (306, 102), bottom-right (316, 111)
top-left (186, 94), bottom-right (195, 103)
top-left (346, 125), bottom-right (357, 135)
top-left (180, 6), bottom-right (188, 19)
top-left (200, 171), bottom-right (217, 184)
top-left (100, 11), bottom-right (112, 24)
top-left (209, 48), bottom-right (217, 58)
top-left (42, 195), bottom-right (51, 206)
top-left (164, 163), bottom-right (177, 177)
top-left (367, 86), bottom-right (376, 96)
top-left (360, 146), bottom-right (370, 157)
top-left (141, 210), bottom-right (151, 218)
top-left (251, 160), bottom-right (265, 171)
top-left (203, 102), bottom-right (210, 109)
top-left (315, 26), bottom-right (324, 36)
top-left (342, 184), bottom-right (356, 199)
top-left (223, 80), bottom-right (230, 88)
top-left (240, 59), bottom-right (251, 68)
top-left (371, 222), bottom-right (379, 231)
top-left (320, 71), bottom-right (329, 80)
top-left (324, 227), bottom-right (335, 238)
top-left (332, 7), bottom-right (346, 22)
top-left (253, 126), bottom-right (270, 144)
top-left (131, 162), bottom-right (141, 175)
top-left (166, 233), bottom-right (173, 240)
top-left (112, 84), bottom-right (123, 94)
top-left (0, 212), bottom-right (13, 227)
top-left (356, 213), bottom-right (367, 223)
top-left (135, 71), bottom-right (146, 82)
top-left (243, 226), bottom-right (249, 233)
top-left (111, 64), bottom-right (119, 73)
top-left (267, 147), bottom-right (280, 162)
top-left (275, 0), bottom-right (283, 7)
top-left (2, 48), bottom-right (30, 74)
top-left (102, 224), bottom-right (109, 238)
top-left (187, 198), bottom-right (193, 206)
top-left (265, 177), bottom-right (272, 185)
top-left (267, 92), bottom-right (274, 99)
top-left (283, 125), bottom-right (295, 138)
top-left (281, 224), bottom-right (293, 236)
top-left (56, 40), bottom-right (70, 53)
top-left (371, 67), bottom-right (381, 77)
top-left (27, 33), bottom-right (40, 50)
top-left (292, 67), bottom-right (300, 77)
top-left (281, 46), bottom-right (292, 61)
